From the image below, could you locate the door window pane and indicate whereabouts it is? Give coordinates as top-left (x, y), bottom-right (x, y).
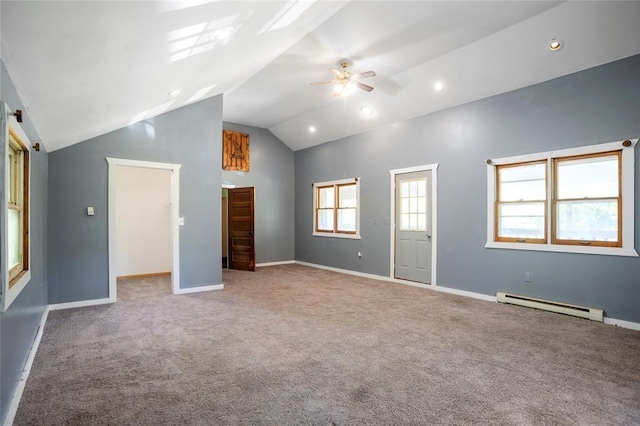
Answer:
top-left (399, 178), bottom-right (428, 231)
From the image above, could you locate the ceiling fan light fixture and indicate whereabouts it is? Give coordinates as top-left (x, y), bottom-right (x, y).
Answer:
top-left (308, 125), bottom-right (316, 133)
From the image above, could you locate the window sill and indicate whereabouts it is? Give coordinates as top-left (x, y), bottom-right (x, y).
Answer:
top-left (485, 241), bottom-right (638, 257)
top-left (2, 270), bottom-right (31, 311)
top-left (313, 232), bottom-right (361, 240)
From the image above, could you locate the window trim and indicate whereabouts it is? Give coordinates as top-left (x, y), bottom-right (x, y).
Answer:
top-left (2, 106), bottom-right (32, 312)
top-left (486, 139), bottom-right (638, 257)
top-left (312, 177), bottom-right (361, 239)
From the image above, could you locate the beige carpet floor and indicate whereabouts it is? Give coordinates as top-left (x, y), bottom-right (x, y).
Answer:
top-left (117, 275), bottom-right (172, 301)
top-left (15, 265), bottom-right (640, 425)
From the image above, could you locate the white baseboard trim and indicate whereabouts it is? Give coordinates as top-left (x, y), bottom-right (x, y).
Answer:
top-left (604, 317), bottom-right (640, 331)
top-left (49, 298), bottom-right (113, 311)
top-left (295, 261), bottom-right (496, 303)
top-left (4, 306), bottom-right (49, 426)
top-left (296, 261), bottom-right (640, 331)
top-left (256, 260), bottom-right (296, 267)
top-left (175, 284), bottom-right (224, 294)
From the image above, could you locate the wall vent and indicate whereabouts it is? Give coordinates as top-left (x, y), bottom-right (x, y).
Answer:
top-left (496, 292), bottom-right (603, 322)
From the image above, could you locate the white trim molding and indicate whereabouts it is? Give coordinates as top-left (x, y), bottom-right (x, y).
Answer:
top-left (49, 298), bottom-right (112, 311)
top-left (175, 284), bottom-right (224, 294)
top-left (486, 139), bottom-right (638, 257)
top-left (107, 157), bottom-right (182, 302)
top-left (4, 307), bottom-right (49, 426)
top-left (389, 163), bottom-right (439, 286)
top-left (256, 260), bottom-right (296, 267)
top-left (296, 261), bottom-right (639, 330)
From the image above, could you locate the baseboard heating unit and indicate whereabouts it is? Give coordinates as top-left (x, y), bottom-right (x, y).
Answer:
top-left (496, 292), bottom-right (603, 322)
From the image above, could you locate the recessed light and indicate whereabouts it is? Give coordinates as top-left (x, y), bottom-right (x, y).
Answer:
top-left (549, 38), bottom-right (563, 51)
top-left (433, 81), bottom-right (444, 91)
top-left (169, 89), bottom-right (182, 97)
top-left (360, 105), bottom-right (374, 116)
top-left (309, 126), bottom-right (316, 133)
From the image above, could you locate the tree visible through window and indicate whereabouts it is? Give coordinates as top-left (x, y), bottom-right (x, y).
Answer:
top-left (488, 141), bottom-right (635, 255)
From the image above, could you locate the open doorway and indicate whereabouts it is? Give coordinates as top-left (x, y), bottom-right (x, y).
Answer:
top-left (221, 186), bottom-right (255, 271)
top-left (107, 158), bottom-right (181, 302)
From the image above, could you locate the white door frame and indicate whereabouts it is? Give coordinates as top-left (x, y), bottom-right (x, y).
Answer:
top-left (389, 163), bottom-right (439, 288)
top-left (107, 157), bottom-right (181, 302)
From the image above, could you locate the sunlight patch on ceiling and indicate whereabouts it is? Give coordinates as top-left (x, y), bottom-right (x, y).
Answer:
top-left (127, 101), bottom-right (176, 125)
top-left (185, 84), bottom-right (217, 104)
top-left (160, 0), bottom-right (221, 13)
top-left (258, 0), bottom-right (316, 35)
top-left (168, 15), bottom-right (239, 62)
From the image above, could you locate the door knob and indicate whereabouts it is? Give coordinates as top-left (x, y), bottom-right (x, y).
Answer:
top-left (427, 233), bottom-right (432, 239)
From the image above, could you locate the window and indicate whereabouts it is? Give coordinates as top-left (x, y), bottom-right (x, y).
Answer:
top-left (398, 178), bottom-right (428, 231)
top-left (313, 178), bottom-right (360, 238)
top-left (2, 112), bottom-right (32, 312)
top-left (7, 127), bottom-right (29, 283)
top-left (487, 139), bottom-right (637, 257)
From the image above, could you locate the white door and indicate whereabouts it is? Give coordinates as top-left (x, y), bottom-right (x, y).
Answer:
top-left (394, 170), bottom-right (432, 283)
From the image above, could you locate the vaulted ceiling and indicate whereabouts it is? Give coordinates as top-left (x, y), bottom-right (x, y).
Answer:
top-left (2, 1), bottom-right (639, 152)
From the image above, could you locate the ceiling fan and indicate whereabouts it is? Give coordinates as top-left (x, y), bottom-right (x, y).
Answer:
top-left (310, 60), bottom-right (376, 97)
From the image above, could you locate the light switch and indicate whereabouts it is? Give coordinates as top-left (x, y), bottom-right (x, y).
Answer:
top-left (87, 207), bottom-right (95, 216)
top-left (179, 217), bottom-right (184, 225)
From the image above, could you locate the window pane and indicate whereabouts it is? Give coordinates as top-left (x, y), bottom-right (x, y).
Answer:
top-left (409, 214), bottom-right (417, 229)
top-left (338, 184), bottom-right (356, 208)
top-left (401, 198), bottom-right (409, 214)
top-left (418, 214), bottom-right (426, 230)
top-left (8, 209), bottom-right (20, 268)
top-left (557, 155), bottom-right (618, 199)
top-left (8, 149), bottom-right (14, 202)
top-left (417, 197), bottom-right (426, 213)
top-left (318, 187), bottom-right (334, 208)
top-left (409, 198), bottom-right (417, 213)
top-left (409, 181), bottom-right (417, 197)
top-left (400, 213), bottom-right (409, 229)
top-left (498, 202), bottom-right (545, 239)
top-left (317, 209), bottom-right (334, 231)
top-left (418, 179), bottom-right (426, 197)
top-left (401, 181), bottom-right (409, 197)
top-left (499, 163), bottom-right (545, 202)
top-left (556, 200), bottom-right (618, 241)
top-left (337, 208), bottom-right (356, 232)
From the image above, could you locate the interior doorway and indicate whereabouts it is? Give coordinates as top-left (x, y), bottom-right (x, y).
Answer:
top-left (107, 158), bottom-right (182, 302)
top-left (390, 164), bottom-right (438, 286)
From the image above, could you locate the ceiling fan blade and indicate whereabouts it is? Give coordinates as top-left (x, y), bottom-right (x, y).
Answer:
top-left (351, 71), bottom-right (376, 80)
top-left (330, 68), bottom-right (345, 79)
top-left (310, 80), bottom-right (338, 86)
top-left (356, 82), bottom-right (374, 92)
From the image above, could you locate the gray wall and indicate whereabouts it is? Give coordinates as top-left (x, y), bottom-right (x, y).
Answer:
top-left (222, 122), bottom-right (295, 264)
top-left (48, 96), bottom-right (223, 303)
top-left (0, 61), bottom-right (48, 424)
top-left (295, 55), bottom-right (640, 322)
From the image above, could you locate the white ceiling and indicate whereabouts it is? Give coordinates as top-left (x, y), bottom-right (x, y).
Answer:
top-left (2, 1), bottom-right (639, 153)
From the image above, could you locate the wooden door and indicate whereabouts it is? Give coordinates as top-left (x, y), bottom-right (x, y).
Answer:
top-left (228, 187), bottom-right (255, 271)
top-left (395, 170), bottom-right (432, 283)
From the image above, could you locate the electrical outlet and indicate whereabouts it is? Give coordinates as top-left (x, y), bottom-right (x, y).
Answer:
top-left (524, 272), bottom-right (532, 283)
